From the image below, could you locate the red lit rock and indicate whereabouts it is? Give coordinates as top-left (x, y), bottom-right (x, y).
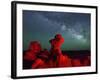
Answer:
top-left (24, 41), bottom-right (42, 61)
top-left (72, 59), bottom-right (82, 67)
top-left (49, 34), bottom-right (72, 67)
top-left (49, 34), bottom-right (64, 54)
top-left (58, 54), bottom-right (72, 67)
top-left (31, 49), bottom-right (50, 69)
top-left (29, 41), bottom-right (42, 53)
top-left (83, 56), bottom-right (90, 66)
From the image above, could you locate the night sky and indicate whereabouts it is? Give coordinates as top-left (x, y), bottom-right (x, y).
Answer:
top-left (23, 10), bottom-right (91, 51)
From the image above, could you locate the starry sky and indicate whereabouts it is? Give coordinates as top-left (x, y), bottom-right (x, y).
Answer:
top-left (23, 10), bottom-right (91, 51)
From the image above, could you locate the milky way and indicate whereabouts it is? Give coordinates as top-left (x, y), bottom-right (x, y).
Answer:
top-left (23, 10), bottom-right (90, 50)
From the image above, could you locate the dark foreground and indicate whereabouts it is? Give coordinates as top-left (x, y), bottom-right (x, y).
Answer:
top-left (23, 50), bottom-right (90, 69)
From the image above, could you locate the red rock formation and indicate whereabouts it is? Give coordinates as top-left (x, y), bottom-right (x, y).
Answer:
top-left (82, 56), bottom-right (90, 66)
top-left (49, 34), bottom-right (72, 67)
top-left (23, 34), bottom-right (90, 69)
top-left (49, 34), bottom-right (64, 54)
top-left (72, 59), bottom-right (82, 67)
top-left (31, 49), bottom-right (50, 69)
top-left (24, 41), bottom-right (42, 61)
